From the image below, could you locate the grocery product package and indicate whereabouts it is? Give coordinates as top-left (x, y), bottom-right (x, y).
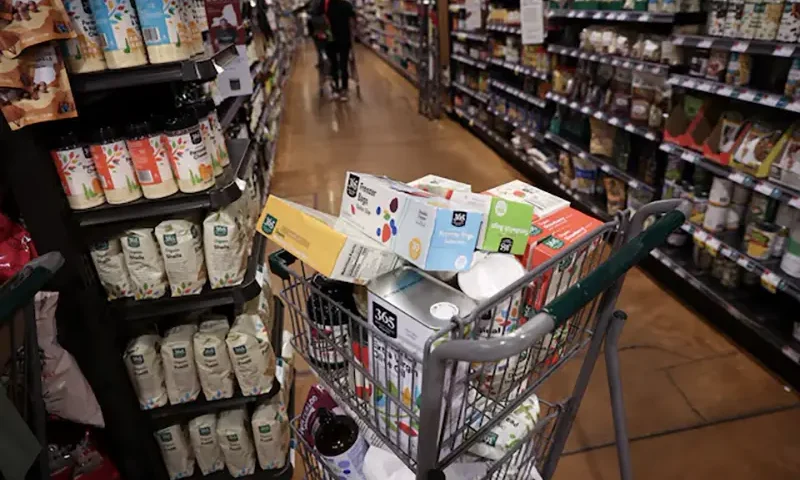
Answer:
top-left (188, 414), bottom-right (225, 475)
top-left (123, 334), bottom-right (168, 409)
top-left (193, 316), bottom-right (234, 400)
top-left (0, 212), bottom-right (37, 284)
top-left (154, 424), bottom-right (195, 480)
top-left (155, 219), bottom-right (208, 296)
top-left (0, 0), bottom-right (75, 58)
top-left (88, 0), bottom-right (148, 69)
top-left (338, 172), bottom-right (484, 271)
top-left (408, 174), bottom-right (472, 198)
top-left (120, 228), bottom-right (168, 300)
top-left (217, 408), bottom-right (256, 477)
top-left (449, 191), bottom-right (533, 255)
top-left (466, 393), bottom-right (540, 461)
top-left (90, 237), bottom-right (134, 300)
top-left (34, 292), bottom-right (104, 426)
top-left (296, 384), bottom-right (339, 448)
top-left (484, 179), bottom-right (570, 220)
top-left (61, 0), bottom-right (106, 73)
top-left (275, 329), bottom-right (293, 407)
top-left (251, 396), bottom-right (290, 470)
top-left (257, 195), bottom-right (402, 284)
top-left (242, 278), bottom-right (273, 342)
top-left (226, 313), bottom-right (276, 395)
top-left (203, 205), bottom-right (248, 289)
top-left (132, 0), bottom-right (191, 64)
top-left (162, 324), bottom-right (201, 404)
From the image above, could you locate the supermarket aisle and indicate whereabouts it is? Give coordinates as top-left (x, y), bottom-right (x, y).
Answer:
top-left (270, 42), bottom-right (800, 479)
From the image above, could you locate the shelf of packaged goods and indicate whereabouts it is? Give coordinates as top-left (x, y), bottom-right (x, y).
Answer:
top-left (646, 247), bottom-right (800, 389)
top-left (401, 38), bottom-right (421, 49)
top-left (544, 131), bottom-right (657, 194)
top-left (552, 178), bottom-right (611, 220)
top-left (486, 104), bottom-right (548, 142)
top-left (546, 9), bottom-right (706, 24)
top-left (450, 53), bottom-right (488, 69)
top-left (73, 139), bottom-right (254, 232)
top-left (490, 79), bottom-right (547, 109)
top-left (404, 25), bottom-right (420, 33)
top-left (547, 45), bottom-right (669, 76)
top-left (668, 74), bottom-right (800, 113)
top-left (369, 44), bottom-right (418, 87)
top-left (111, 232), bottom-right (265, 320)
top-left (452, 82), bottom-right (490, 103)
top-left (659, 142), bottom-right (800, 212)
top-left (488, 57), bottom-right (548, 81)
top-left (679, 223), bottom-right (800, 301)
top-left (672, 34), bottom-right (800, 58)
top-left (486, 23), bottom-right (522, 35)
top-left (451, 30), bottom-right (489, 42)
top-left (545, 91), bottom-right (661, 141)
top-left (70, 45), bottom-right (238, 93)
top-left (398, 10), bottom-right (417, 17)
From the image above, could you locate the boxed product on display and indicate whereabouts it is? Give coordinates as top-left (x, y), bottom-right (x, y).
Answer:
top-left (339, 172), bottom-right (484, 271)
top-left (485, 179), bottom-right (570, 220)
top-left (408, 174), bottom-right (472, 198)
top-left (449, 190), bottom-right (534, 255)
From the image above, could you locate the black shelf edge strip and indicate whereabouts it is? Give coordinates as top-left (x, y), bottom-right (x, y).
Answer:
top-left (668, 74), bottom-right (800, 113)
top-left (672, 34), bottom-right (800, 58)
top-left (488, 57), bottom-right (549, 80)
top-left (451, 82), bottom-right (490, 103)
top-left (451, 30), bottom-right (489, 42)
top-left (546, 91), bottom-right (661, 141)
top-left (490, 79), bottom-right (547, 109)
top-left (547, 44), bottom-right (669, 75)
top-left (546, 9), bottom-right (706, 24)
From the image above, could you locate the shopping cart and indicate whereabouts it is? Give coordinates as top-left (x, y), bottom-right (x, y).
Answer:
top-left (270, 199), bottom-right (691, 480)
top-left (317, 46), bottom-right (362, 100)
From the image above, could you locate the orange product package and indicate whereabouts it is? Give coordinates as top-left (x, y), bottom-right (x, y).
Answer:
top-left (0, 0), bottom-right (75, 58)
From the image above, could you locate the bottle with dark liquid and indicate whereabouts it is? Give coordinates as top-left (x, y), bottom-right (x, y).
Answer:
top-left (313, 408), bottom-right (368, 480)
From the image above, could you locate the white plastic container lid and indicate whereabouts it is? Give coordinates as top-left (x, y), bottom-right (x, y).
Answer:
top-left (457, 253), bottom-right (526, 302)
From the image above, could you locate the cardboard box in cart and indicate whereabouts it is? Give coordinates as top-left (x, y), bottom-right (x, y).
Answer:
top-left (486, 179), bottom-right (570, 220)
top-left (256, 195), bottom-right (402, 284)
top-left (449, 191), bottom-right (534, 255)
top-left (339, 172), bottom-right (484, 271)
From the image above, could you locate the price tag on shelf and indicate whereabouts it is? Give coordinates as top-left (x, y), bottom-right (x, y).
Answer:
top-left (570, 101), bottom-right (579, 109)
top-left (789, 197), bottom-right (800, 210)
top-left (592, 12), bottom-right (602, 19)
top-left (705, 237), bottom-right (721, 256)
top-left (609, 117), bottom-right (621, 126)
top-left (675, 267), bottom-right (687, 279)
top-left (692, 229), bottom-right (708, 245)
top-left (562, 142), bottom-right (570, 150)
top-left (754, 182), bottom-right (778, 197)
top-left (684, 79), bottom-right (698, 89)
top-left (457, 33), bottom-right (466, 40)
top-left (637, 14), bottom-right (650, 22)
top-left (606, 12), bottom-right (617, 20)
top-left (469, 119), bottom-right (474, 126)
top-left (697, 82), bottom-right (712, 92)
top-left (783, 346), bottom-right (800, 365)
top-left (235, 178), bottom-right (247, 191)
top-left (600, 164), bottom-right (612, 173)
top-left (645, 131), bottom-right (658, 141)
top-left (590, 54), bottom-right (599, 61)
top-left (773, 45), bottom-right (795, 57)
top-left (717, 86), bottom-right (733, 97)
top-left (697, 39), bottom-right (713, 48)
top-left (721, 246), bottom-right (734, 260)
top-left (760, 271), bottom-right (783, 293)
top-left (673, 36), bottom-right (685, 45)
top-left (731, 41), bottom-right (749, 52)
top-left (578, 151), bottom-right (587, 159)
top-left (760, 95), bottom-right (781, 107)
top-left (576, 11), bottom-right (586, 18)
top-left (728, 171), bottom-right (748, 185)
top-left (624, 123), bottom-right (635, 132)
top-left (629, 179), bottom-right (641, 190)
top-left (735, 256), bottom-right (754, 270)
top-left (567, 10), bottom-right (577, 17)
top-left (634, 64), bottom-right (644, 71)
top-left (739, 90), bottom-right (756, 102)
top-left (255, 265), bottom-right (265, 287)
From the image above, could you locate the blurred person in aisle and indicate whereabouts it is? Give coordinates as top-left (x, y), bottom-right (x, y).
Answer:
top-left (323, 0), bottom-right (355, 101)
top-left (306, 0), bottom-right (329, 67)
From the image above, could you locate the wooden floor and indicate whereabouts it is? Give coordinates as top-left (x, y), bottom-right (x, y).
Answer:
top-left (270, 42), bottom-right (800, 479)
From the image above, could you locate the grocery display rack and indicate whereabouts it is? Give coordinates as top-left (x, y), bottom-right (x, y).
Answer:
top-left (445, 0), bottom-right (800, 390)
top-left (0, 3), bottom-right (299, 479)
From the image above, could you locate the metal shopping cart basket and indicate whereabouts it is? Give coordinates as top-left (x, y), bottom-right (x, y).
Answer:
top-left (270, 199), bottom-right (691, 480)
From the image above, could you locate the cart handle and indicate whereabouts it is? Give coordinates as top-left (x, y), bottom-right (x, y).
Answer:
top-left (268, 250), bottom-right (297, 281)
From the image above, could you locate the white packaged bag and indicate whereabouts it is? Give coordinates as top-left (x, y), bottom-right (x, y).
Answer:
top-left (120, 228), bottom-right (168, 300)
top-left (90, 238), bottom-right (133, 299)
top-left (251, 396), bottom-right (290, 470)
top-left (203, 206), bottom-right (247, 289)
top-left (226, 314), bottom-right (276, 396)
top-left (155, 219), bottom-right (207, 296)
top-left (217, 408), bottom-right (256, 477)
top-left (162, 325), bottom-right (201, 404)
top-left (155, 424), bottom-right (195, 480)
top-left (193, 317), bottom-right (235, 400)
top-left (188, 414), bottom-right (225, 475)
top-left (123, 334), bottom-right (168, 409)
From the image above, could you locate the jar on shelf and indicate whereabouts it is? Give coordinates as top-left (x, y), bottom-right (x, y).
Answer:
top-left (89, 126), bottom-right (143, 204)
top-left (89, 0), bottom-right (149, 69)
top-left (133, 0), bottom-right (191, 64)
top-left (62, 0), bottom-right (108, 73)
top-left (193, 100), bottom-right (227, 176)
top-left (51, 131), bottom-right (107, 210)
top-left (163, 109), bottom-right (215, 193)
top-left (205, 98), bottom-right (229, 169)
top-left (126, 120), bottom-right (179, 199)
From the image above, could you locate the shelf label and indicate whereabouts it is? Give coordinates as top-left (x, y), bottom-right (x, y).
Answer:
top-left (760, 271), bottom-right (783, 293)
top-left (606, 12), bottom-right (617, 20)
top-left (754, 182), bottom-right (779, 197)
top-left (609, 117), bottom-right (621, 126)
top-left (693, 229), bottom-right (708, 245)
top-left (637, 14), bottom-right (650, 22)
top-left (235, 178), bottom-right (247, 191)
top-left (735, 256), bottom-right (754, 270)
top-left (629, 179), bottom-right (641, 190)
top-left (760, 95), bottom-right (781, 107)
top-left (783, 346), bottom-right (800, 365)
top-left (562, 142), bottom-right (570, 150)
top-left (600, 164), bottom-right (612, 173)
top-left (731, 41), bottom-right (749, 52)
top-left (673, 36), bottom-right (685, 45)
top-left (728, 172), bottom-right (748, 185)
top-left (578, 151), bottom-right (587, 159)
top-left (581, 106), bottom-right (591, 114)
top-left (789, 197), bottom-right (800, 210)
top-left (675, 267), bottom-right (687, 279)
top-left (774, 45), bottom-right (795, 57)
top-left (457, 33), bottom-right (466, 40)
top-left (697, 39), bottom-right (713, 48)
top-left (705, 237), bottom-right (722, 256)
top-left (739, 90), bottom-right (757, 101)
top-left (592, 12), bottom-right (602, 19)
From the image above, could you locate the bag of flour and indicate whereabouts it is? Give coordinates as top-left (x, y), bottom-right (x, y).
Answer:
top-left (155, 424), bottom-right (195, 480)
top-left (251, 396), bottom-right (290, 470)
top-left (217, 408), bottom-right (256, 477)
top-left (123, 334), bottom-right (168, 409)
top-left (242, 280), bottom-right (273, 339)
top-left (162, 325), bottom-right (201, 404)
top-left (155, 219), bottom-right (207, 296)
top-left (193, 317), bottom-right (234, 400)
top-left (188, 414), bottom-right (225, 475)
top-left (90, 238), bottom-right (133, 300)
top-left (203, 206), bottom-right (247, 289)
top-left (275, 330), bottom-right (294, 408)
top-left (121, 228), bottom-right (168, 300)
top-left (226, 314), bottom-right (276, 396)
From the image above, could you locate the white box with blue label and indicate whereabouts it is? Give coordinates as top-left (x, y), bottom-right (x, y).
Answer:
top-left (339, 172), bottom-right (484, 271)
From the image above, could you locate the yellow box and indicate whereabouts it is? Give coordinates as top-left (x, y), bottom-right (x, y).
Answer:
top-left (257, 195), bottom-right (402, 284)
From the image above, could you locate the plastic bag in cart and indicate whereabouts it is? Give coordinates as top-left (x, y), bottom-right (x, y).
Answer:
top-left (0, 212), bottom-right (37, 284)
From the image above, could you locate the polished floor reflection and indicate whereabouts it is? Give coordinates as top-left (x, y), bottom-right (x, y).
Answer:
top-left (270, 42), bottom-right (800, 480)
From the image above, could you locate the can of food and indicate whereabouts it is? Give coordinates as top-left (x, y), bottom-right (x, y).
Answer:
top-left (746, 193), bottom-right (776, 224)
top-left (719, 257), bottom-right (741, 289)
top-left (703, 204), bottom-right (727, 233)
top-left (709, 177), bottom-right (733, 206)
top-left (726, 204), bottom-right (745, 231)
top-left (693, 242), bottom-right (713, 272)
top-left (780, 224), bottom-right (800, 279)
top-left (744, 221), bottom-right (779, 260)
top-left (690, 191), bottom-right (709, 225)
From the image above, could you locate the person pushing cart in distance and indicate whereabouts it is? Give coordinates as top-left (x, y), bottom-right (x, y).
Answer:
top-left (320, 0), bottom-right (356, 101)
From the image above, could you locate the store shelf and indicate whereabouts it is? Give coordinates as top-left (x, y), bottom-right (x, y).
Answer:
top-left (659, 142), bottom-right (800, 211)
top-left (486, 23), bottom-right (522, 35)
top-left (668, 74), bottom-right (800, 113)
top-left (452, 82), bottom-right (490, 103)
top-left (490, 79), bottom-right (547, 108)
top-left (111, 232), bottom-right (265, 320)
top-left (451, 30), bottom-right (489, 42)
top-left (70, 45), bottom-right (238, 93)
top-left (672, 34), bottom-right (800, 58)
top-left (451, 53), bottom-right (488, 69)
top-left (368, 44), bottom-right (418, 87)
top-left (679, 223), bottom-right (800, 301)
top-left (546, 9), bottom-right (706, 24)
top-left (73, 138), bottom-right (255, 230)
top-left (544, 131), bottom-right (656, 194)
top-left (547, 45), bottom-right (669, 76)
top-left (545, 91), bottom-right (661, 141)
top-left (188, 463), bottom-right (293, 480)
top-left (488, 57), bottom-right (548, 80)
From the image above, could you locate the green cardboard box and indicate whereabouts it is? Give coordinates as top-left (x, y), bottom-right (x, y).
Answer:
top-left (450, 191), bottom-right (533, 255)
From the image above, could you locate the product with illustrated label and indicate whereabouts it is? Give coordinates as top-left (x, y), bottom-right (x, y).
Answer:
top-left (314, 408), bottom-right (369, 480)
top-left (203, 205), bottom-right (247, 289)
top-left (50, 133), bottom-right (106, 210)
top-left (195, 100), bottom-right (225, 176)
top-left (339, 172), bottom-right (484, 271)
top-left (251, 395), bottom-right (290, 470)
top-left (125, 119), bottom-right (178, 199)
top-left (193, 316), bottom-right (234, 400)
top-left (90, 237), bottom-right (134, 299)
top-left (465, 393), bottom-right (540, 461)
top-left (123, 333), bottom-right (168, 409)
top-left (89, 126), bottom-right (142, 204)
top-left (0, 0), bottom-right (75, 58)
top-left (161, 325), bottom-right (201, 404)
top-left (155, 219), bottom-right (208, 296)
top-left (154, 424), bottom-right (195, 480)
top-left (485, 180), bottom-right (570, 220)
top-left (179, 0), bottom-right (203, 55)
top-left (217, 408), bottom-right (256, 477)
top-left (89, 0), bottom-right (148, 68)
top-left (62, 0), bottom-right (107, 72)
top-left (163, 109), bottom-right (215, 193)
top-left (188, 413), bottom-right (225, 475)
top-left (132, 0), bottom-right (190, 63)
top-left (225, 313), bottom-right (276, 395)
top-left (449, 191), bottom-right (534, 255)
top-left (120, 228), bottom-right (169, 299)
top-left (207, 100), bottom-right (230, 167)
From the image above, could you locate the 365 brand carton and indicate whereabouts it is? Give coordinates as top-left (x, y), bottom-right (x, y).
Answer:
top-left (257, 195), bottom-right (402, 284)
top-left (449, 191), bottom-right (534, 255)
top-left (486, 180), bottom-right (570, 220)
top-left (340, 172), bottom-right (483, 271)
top-left (408, 174), bottom-right (471, 199)
top-left (367, 267), bottom-right (476, 457)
